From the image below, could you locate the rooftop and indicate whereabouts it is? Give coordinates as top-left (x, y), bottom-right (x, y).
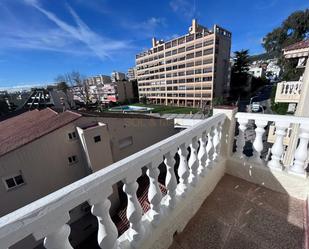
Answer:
top-left (0, 108), bottom-right (81, 157)
top-left (284, 39), bottom-right (309, 52)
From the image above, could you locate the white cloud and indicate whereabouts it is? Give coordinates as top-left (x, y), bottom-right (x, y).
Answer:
top-left (170, 0), bottom-right (196, 20)
top-left (121, 17), bottom-right (167, 39)
top-left (26, 1), bottom-right (130, 59)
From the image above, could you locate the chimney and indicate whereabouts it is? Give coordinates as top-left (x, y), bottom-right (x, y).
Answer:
top-left (192, 19), bottom-right (198, 33)
top-left (152, 37), bottom-right (157, 47)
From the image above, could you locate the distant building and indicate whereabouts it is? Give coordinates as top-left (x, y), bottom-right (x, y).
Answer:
top-left (127, 67), bottom-right (137, 81)
top-left (76, 74), bottom-right (135, 104)
top-left (135, 19), bottom-right (231, 107)
top-left (266, 59), bottom-right (281, 80)
top-left (21, 87), bottom-right (75, 110)
top-left (0, 108), bottom-right (176, 248)
top-left (248, 66), bottom-right (266, 78)
top-left (111, 71), bottom-right (126, 82)
top-left (84, 74), bottom-right (112, 85)
top-left (283, 39), bottom-right (309, 68)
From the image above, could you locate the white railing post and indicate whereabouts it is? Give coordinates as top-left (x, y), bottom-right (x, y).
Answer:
top-left (33, 213), bottom-right (73, 249)
top-left (123, 173), bottom-right (145, 247)
top-left (89, 187), bottom-right (118, 249)
top-left (146, 159), bottom-right (163, 226)
top-left (197, 131), bottom-right (207, 176)
top-left (235, 118), bottom-right (248, 158)
top-left (177, 143), bottom-right (189, 196)
top-left (164, 150), bottom-right (177, 209)
top-left (252, 120), bottom-right (268, 163)
top-left (213, 122), bottom-right (222, 161)
top-left (188, 136), bottom-right (199, 186)
top-left (289, 124), bottom-right (309, 176)
top-left (206, 126), bottom-right (215, 168)
top-left (267, 121), bottom-right (290, 170)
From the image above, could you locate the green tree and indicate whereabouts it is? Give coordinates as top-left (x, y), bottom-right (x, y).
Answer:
top-left (230, 49), bottom-right (250, 100)
top-left (262, 9), bottom-right (309, 80)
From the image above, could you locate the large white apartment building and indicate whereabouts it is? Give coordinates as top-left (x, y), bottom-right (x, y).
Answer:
top-left (136, 19), bottom-right (231, 107)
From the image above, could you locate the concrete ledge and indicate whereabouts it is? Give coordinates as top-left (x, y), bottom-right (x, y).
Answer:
top-left (226, 156), bottom-right (309, 200)
top-left (119, 159), bottom-right (226, 249)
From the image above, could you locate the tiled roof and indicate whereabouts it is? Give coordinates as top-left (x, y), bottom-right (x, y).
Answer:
top-left (0, 108), bottom-right (81, 157)
top-left (284, 39), bottom-right (309, 52)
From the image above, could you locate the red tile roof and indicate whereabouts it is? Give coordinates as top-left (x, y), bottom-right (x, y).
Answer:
top-left (0, 108), bottom-right (81, 157)
top-left (284, 39), bottom-right (309, 52)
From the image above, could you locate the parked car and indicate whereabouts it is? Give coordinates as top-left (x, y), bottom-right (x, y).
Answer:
top-left (251, 102), bottom-right (260, 112)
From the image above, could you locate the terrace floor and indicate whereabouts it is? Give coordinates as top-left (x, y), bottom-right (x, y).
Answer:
top-left (169, 174), bottom-right (306, 249)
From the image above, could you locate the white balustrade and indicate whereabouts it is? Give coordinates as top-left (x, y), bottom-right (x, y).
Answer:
top-left (289, 124), bottom-right (309, 175)
top-left (213, 122), bottom-right (222, 161)
top-left (43, 224), bottom-right (73, 249)
top-left (197, 132), bottom-right (207, 176)
top-left (275, 81), bottom-right (302, 103)
top-left (0, 113), bottom-right (225, 249)
top-left (252, 120), bottom-right (268, 163)
top-left (4, 109), bottom-right (309, 249)
top-left (206, 126), bottom-right (215, 168)
top-left (268, 121), bottom-right (289, 170)
top-left (235, 118), bottom-right (248, 158)
top-left (89, 186), bottom-right (118, 249)
top-left (147, 160), bottom-right (163, 226)
top-left (123, 177), bottom-right (145, 246)
top-left (188, 136), bottom-right (199, 186)
top-left (177, 143), bottom-right (190, 196)
top-left (164, 150), bottom-right (177, 209)
top-left (33, 213), bottom-right (73, 249)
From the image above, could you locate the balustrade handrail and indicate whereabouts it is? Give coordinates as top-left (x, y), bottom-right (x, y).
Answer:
top-left (236, 112), bottom-right (309, 125)
top-left (0, 113), bottom-right (226, 248)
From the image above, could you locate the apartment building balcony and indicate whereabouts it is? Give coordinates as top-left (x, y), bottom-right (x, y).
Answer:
top-left (275, 81), bottom-right (302, 103)
top-left (1, 107), bottom-right (309, 249)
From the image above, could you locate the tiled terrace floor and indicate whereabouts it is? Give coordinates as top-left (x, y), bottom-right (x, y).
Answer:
top-left (169, 174), bottom-right (305, 249)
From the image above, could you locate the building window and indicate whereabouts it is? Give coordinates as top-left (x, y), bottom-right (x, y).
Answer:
top-left (94, 135), bottom-right (101, 143)
top-left (118, 136), bottom-right (133, 149)
top-left (68, 155), bottom-right (78, 165)
top-left (3, 174), bottom-right (25, 190)
top-left (68, 131), bottom-right (77, 140)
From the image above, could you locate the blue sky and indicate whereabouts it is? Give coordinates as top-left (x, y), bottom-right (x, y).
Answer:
top-left (0, 0), bottom-right (308, 89)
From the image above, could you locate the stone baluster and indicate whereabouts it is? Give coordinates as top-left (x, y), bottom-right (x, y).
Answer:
top-left (197, 131), bottom-right (207, 176)
top-left (235, 118), bottom-right (248, 159)
top-left (33, 213), bottom-right (73, 249)
top-left (267, 121), bottom-right (289, 170)
top-left (289, 124), bottom-right (309, 175)
top-left (177, 143), bottom-right (189, 196)
top-left (89, 187), bottom-right (118, 249)
top-left (123, 174), bottom-right (145, 247)
top-left (213, 122), bottom-right (223, 161)
top-left (206, 127), bottom-right (215, 168)
top-left (146, 159), bottom-right (163, 226)
top-left (164, 150), bottom-right (177, 209)
top-left (188, 136), bottom-right (199, 186)
top-left (252, 120), bottom-right (268, 163)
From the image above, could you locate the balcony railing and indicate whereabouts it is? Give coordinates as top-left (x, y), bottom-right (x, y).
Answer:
top-left (1, 109), bottom-right (309, 249)
top-left (0, 113), bottom-right (226, 249)
top-left (275, 81), bottom-right (302, 103)
top-left (235, 112), bottom-right (309, 175)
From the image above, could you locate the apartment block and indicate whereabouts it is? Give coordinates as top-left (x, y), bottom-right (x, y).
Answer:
top-left (127, 67), bottom-right (137, 81)
top-left (75, 74), bottom-right (134, 104)
top-left (136, 19), bottom-right (231, 107)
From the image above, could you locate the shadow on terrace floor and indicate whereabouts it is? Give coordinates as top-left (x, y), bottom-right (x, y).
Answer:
top-left (169, 174), bottom-right (305, 249)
